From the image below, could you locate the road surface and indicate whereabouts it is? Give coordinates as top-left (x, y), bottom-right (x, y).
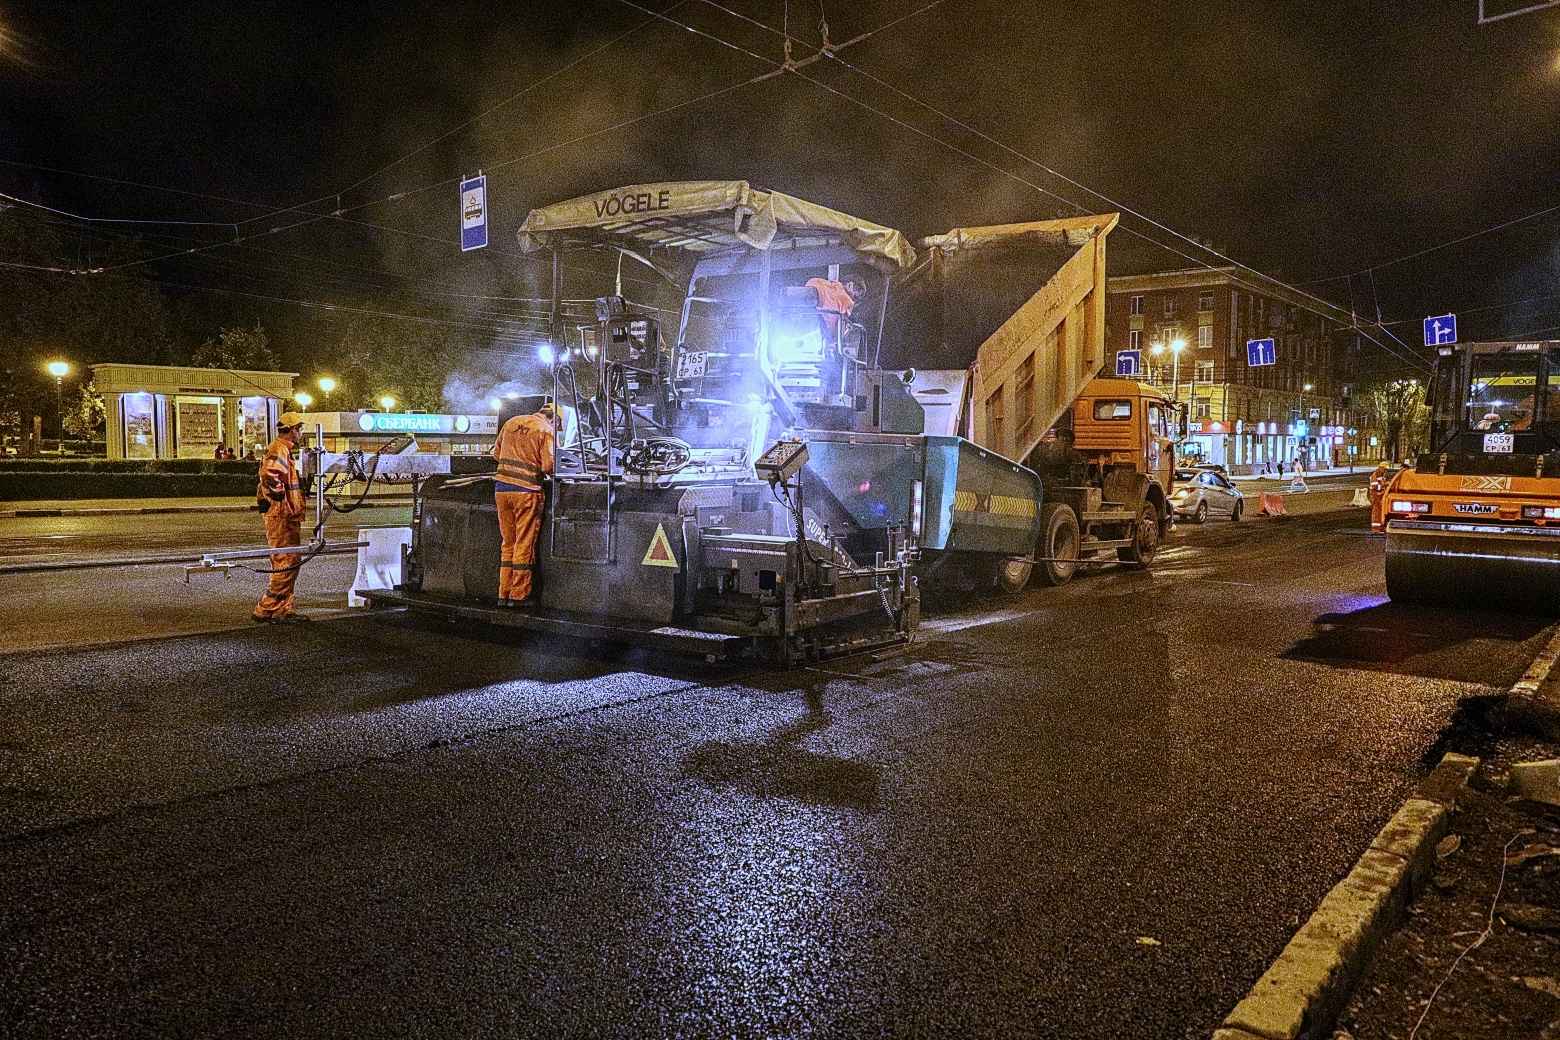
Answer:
top-left (0, 495), bottom-right (1545, 1038)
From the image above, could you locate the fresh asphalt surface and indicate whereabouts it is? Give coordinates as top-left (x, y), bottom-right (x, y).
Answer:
top-left (2, 490), bottom-right (1552, 1038)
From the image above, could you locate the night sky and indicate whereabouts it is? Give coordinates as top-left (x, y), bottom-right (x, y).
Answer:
top-left (5, 0), bottom-right (1560, 364)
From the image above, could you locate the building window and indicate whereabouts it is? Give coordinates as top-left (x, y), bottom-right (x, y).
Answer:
top-left (1195, 397), bottom-right (1211, 419)
top-left (1129, 329), bottom-right (1141, 350)
top-left (1129, 294), bottom-right (1144, 315)
top-left (1164, 297), bottom-right (1178, 318)
top-left (1198, 323), bottom-right (1213, 349)
top-left (238, 397), bottom-right (270, 457)
top-left (122, 392), bottom-right (156, 460)
top-left (1195, 360), bottom-right (1214, 383)
top-left (1198, 291), bottom-right (1214, 312)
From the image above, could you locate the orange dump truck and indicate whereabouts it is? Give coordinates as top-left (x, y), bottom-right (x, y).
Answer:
top-left (1378, 340), bottom-right (1560, 611)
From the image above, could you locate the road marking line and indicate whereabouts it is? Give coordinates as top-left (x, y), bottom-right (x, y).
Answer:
top-left (921, 608), bottom-right (1034, 633)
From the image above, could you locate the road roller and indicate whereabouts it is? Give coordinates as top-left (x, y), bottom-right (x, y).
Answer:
top-left (1380, 340), bottom-right (1560, 612)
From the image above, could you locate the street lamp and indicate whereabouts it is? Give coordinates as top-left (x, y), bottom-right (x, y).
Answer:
top-left (293, 391), bottom-right (314, 409)
top-left (1169, 338), bottom-right (1186, 403)
top-left (317, 376), bottom-right (337, 399)
top-left (1303, 383), bottom-right (1314, 392)
top-left (378, 395), bottom-right (397, 412)
top-left (45, 359), bottom-right (70, 454)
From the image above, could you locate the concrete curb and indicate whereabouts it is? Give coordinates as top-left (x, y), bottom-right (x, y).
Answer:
top-left (0, 499), bottom-right (412, 519)
top-left (1212, 751), bottom-right (1479, 1040)
top-left (1501, 623), bottom-right (1560, 741)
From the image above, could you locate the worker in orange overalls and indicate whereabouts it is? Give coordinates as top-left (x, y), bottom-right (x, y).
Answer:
top-left (804, 274), bottom-right (865, 346)
top-left (252, 411), bottom-right (309, 623)
top-left (1368, 460), bottom-right (1392, 532)
top-left (492, 402), bottom-right (556, 606)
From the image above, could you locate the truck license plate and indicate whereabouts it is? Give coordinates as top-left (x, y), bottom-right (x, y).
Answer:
top-left (675, 351), bottom-right (708, 380)
top-left (1483, 433), bottom-right (1514, 454)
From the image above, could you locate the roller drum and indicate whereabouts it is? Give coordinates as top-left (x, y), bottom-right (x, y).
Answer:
top-left (1385, 524), bottom-right (1560, 613)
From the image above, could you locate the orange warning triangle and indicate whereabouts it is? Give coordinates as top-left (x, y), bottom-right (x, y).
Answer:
top-left (641, 523), bottom-right (680, 568)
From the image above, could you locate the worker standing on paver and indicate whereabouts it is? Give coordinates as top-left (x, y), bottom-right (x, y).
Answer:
top-left (252, 411), bottom-right (309, 624)
top-left (492, 403), bottom-right (556, 606)
top-left (804, 274), bottom-right (864, 345)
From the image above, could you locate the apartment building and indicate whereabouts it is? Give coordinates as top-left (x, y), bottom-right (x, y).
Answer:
top-left (1106, 267), bottom-right (1364, 471)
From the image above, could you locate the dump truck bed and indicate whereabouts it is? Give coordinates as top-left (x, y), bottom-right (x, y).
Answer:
top-left (883, 214), bottom-right (1117, 467)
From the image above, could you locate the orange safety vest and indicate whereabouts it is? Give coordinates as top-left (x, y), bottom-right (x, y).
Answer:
top-left (492, 412), bottom-right (555, 492)
top-left (257, 435), bottom-right (305, 517)
top-left (805, 277), bottom-right (855, 338)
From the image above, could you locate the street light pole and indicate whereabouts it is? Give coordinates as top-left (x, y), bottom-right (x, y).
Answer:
top-left (45, 360), bottom-right (70, 455)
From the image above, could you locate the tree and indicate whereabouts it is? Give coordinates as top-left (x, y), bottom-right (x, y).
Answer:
top-left (62, 382), bottom-right (106, 439)
top-left (0, 213), bottom-right (173, 448)
top-left (1362, 377), bottom-right (1427, 461)
top-left (191, 323), bottom-right (278, 371)
top-left (308, 312), bottom-right (482, 411)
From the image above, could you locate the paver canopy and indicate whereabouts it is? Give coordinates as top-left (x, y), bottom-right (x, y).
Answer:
top-left (516, 179), bottom-right (918, 270)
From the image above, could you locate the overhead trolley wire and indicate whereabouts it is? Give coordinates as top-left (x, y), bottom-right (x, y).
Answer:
top-left (0, 190), bottom-right (237, 231)
top-left (631, 0), bottom-right (1430, 373)
top-left (1307, 197), bottom-right (1560, 285)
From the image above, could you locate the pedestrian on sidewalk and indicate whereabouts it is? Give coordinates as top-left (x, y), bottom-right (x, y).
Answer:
top-left (1277, 459), bottom-right (1285, 479)
top-left (252, 412), bottom-right (309, 624)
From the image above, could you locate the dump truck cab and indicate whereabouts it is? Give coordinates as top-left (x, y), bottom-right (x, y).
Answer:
top-left (1070, 377), bottom-right (1177, 527)
top-left (1381, 340), bottom-right (1560, 610)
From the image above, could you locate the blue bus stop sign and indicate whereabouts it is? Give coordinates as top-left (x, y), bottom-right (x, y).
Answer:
top-left (1247, 337), bottom-right (1276, 367)
top-left (460, 175), bottom-right (488, 252)
top-left (1423, 313), bottom-right (1457, 346)
top-left (1116, 349), bottom-right (1141, 377)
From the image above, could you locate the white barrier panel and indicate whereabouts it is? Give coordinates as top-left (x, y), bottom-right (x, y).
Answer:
top-left (350, 526), bottom-right (412, 607)
top-left (1350, 488), bottom-right (1371, 507)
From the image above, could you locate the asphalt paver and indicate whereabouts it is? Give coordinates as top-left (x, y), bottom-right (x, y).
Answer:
top-left (0, 509), bottom-right (1550, 1038)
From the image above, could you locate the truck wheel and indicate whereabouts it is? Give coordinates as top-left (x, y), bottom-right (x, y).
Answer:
top-left (1117, 503), bottom-right (1160, 569)
top-left (997, 556), bottom-right (1033, 594)
top-left (1037, 503), bottom-right (1080, 587)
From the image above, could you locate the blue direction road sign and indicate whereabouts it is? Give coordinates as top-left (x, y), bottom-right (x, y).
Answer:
top-left (460, 175), bottom-right (488, 252)
top-left (1247, 337), bottom-right (1276, 367)
top-left (1423, 313), bottom-right (1457, 346)
top-left (1115, 349), bottom-right (1141, 377)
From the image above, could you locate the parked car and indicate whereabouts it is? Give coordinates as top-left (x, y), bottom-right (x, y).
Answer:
top-left (1171, 467), bottom-right (1244, 522)
top-left (1191, 462), bottom-right (1229, 478)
